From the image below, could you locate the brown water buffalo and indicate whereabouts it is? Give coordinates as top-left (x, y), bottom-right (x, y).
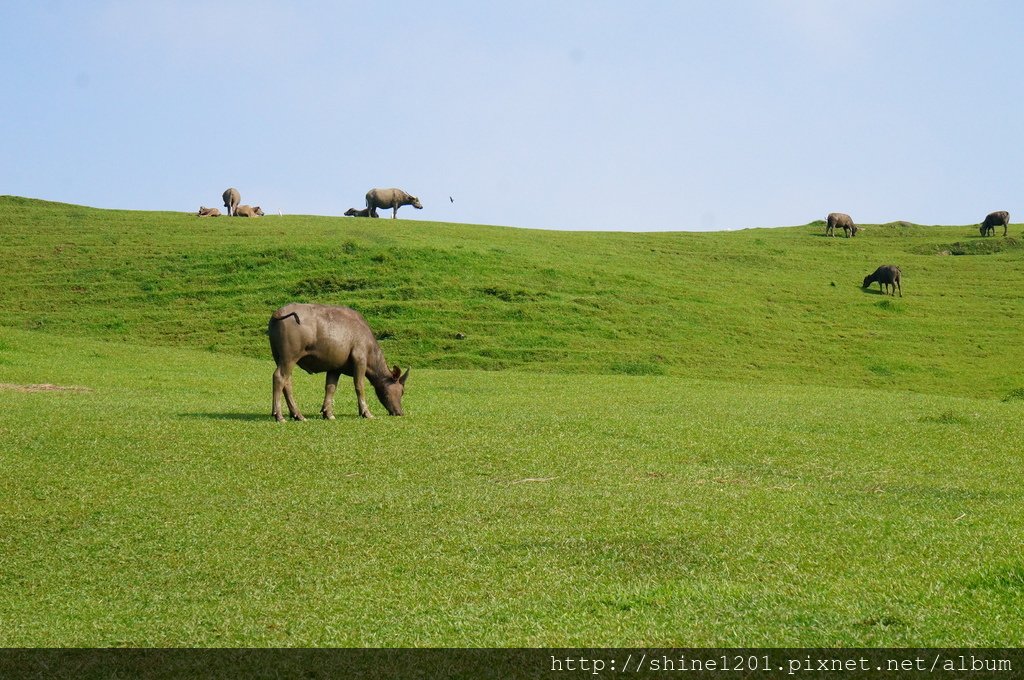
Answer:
top-left (980, 210), bottom-right (1009, 237)
top-left (366, 187), bottom-right (423, 218)
top-left (268, 303), bottom-right (409, 421)
top-left (234, 205), bottom-right (264, 217)
top-left (222, 188), bottom-right (240, 216)
top-left (344, 207), bottom-right (372, 217)
top-left (863, 264), bottom-right (902, 297)
top-left (197, 206), bottom-right (221, 217)
top-left (826, 212), bottom-right (858, 237)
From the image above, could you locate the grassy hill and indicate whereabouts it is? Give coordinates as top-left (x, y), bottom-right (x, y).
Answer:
top-left (2, 196), bottom-right (1023, 647)
top-left (2, 195), bottom-right (1023, 398)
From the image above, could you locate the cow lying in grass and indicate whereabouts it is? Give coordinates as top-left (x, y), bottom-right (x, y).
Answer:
top-left (344, 208), bottom-right (372, 217)
top-left (197, 206), bottom-right (221, 217)
top-left (234, 205), bottom-right (264, 217)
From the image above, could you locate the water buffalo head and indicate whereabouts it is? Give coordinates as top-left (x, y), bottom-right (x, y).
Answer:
top-left (374, 365), bottom-right (410, 415)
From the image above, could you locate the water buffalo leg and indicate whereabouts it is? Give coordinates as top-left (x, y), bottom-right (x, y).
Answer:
top-left (272, 365), bottom-right (288, 422)
top-left (276, 363), bottom-right (304, 421)
top-left (353, 360), bottom-right (374, 418)
top-left (322, 370), bottom-right (341, 420)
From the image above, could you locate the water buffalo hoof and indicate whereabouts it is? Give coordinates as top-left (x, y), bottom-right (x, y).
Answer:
top-left (322, 411), bottom-right (335, 420)
top-left (292, 414), bottom-right (306, 422)
top-left (360, 411), bottom-right (375, 419)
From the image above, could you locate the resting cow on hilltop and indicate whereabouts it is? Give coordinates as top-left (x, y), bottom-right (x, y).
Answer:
top-left (197, 206), bottom-right (221, 217)
top-left (234, 205), bottom-right (264, 217)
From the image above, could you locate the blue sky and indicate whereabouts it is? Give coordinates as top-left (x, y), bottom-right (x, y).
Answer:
top-left (1, 1), bottom-right (1022, 231)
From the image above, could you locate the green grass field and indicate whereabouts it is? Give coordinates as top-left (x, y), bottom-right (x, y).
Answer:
top-left (1, 196), bottom-right (1022, 646)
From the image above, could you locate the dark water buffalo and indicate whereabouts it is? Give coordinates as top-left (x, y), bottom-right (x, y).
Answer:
top-left (366, 187), bottom-right (423, 219)
top-left (234, 205), bottom-right (264, 217)
top-left (826, 212), bottom-right (858, 237)
top-left (222, 188), bottom-right (240, 216)
top-left (197, 206), bottom-right (221, 217)
top-left (344, 207), bottom-right (372, 217)
top-left (863, 265), bottom-right (902, 297)
top-left (980, 210), bottom-right (1008, 237)
top-left (268, 303), bottom-right (409, 421)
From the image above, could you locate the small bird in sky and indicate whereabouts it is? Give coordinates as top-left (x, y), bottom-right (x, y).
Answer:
top-left (450, 196), bottom-right (454, 203)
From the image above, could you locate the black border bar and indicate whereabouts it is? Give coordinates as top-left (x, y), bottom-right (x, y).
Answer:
top-left (0, 648), bottom-right (1020, 679)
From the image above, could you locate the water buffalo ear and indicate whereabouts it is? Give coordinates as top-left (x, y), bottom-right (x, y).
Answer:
top-left (399, 368), bottom-right (410, 385)
top-left (391, 365), bottom-right (402, 381)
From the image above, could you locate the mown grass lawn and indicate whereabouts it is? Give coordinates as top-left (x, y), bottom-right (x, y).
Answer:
top-left (2, 328), bottom-right (1022, 647)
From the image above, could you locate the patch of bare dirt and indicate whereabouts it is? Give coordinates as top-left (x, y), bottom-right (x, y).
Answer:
top-left (0, 383), bottom-right (93, 393)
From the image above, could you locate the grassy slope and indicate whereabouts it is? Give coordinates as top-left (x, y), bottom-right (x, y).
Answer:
top-left (2, 196), bottom-right (1023, 399)
top-left (1, 329), bottom-right (1023, 647)
top-left (1, 197), bottom-right (1023, 647)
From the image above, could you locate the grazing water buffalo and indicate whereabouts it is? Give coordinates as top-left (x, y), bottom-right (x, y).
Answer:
top-left (366, 187), bottom-right (423, 219)
top-left (826, 212), bottom-right (858, 237)
top-left (863, 264), bottom-right (902, 297)
top-left (268, 303), bottom-right (409, 421)
top-left (980, 210), bottom-right (1009, 237)
top-left (197, 206), bottom-right (221, 217)
top-left (234, 205), bottom-right (264, 217)
top-left (344, 207), bottom-right (372, 217)
top-left (222, 188), bottom-right (240, 216)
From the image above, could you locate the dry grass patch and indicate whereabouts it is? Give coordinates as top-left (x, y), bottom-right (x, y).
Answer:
top-left (0, 383), bottom-right (92, 393)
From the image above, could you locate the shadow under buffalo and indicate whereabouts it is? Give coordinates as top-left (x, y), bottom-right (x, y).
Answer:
top-left (178, 412), bottom-right (268, 422)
